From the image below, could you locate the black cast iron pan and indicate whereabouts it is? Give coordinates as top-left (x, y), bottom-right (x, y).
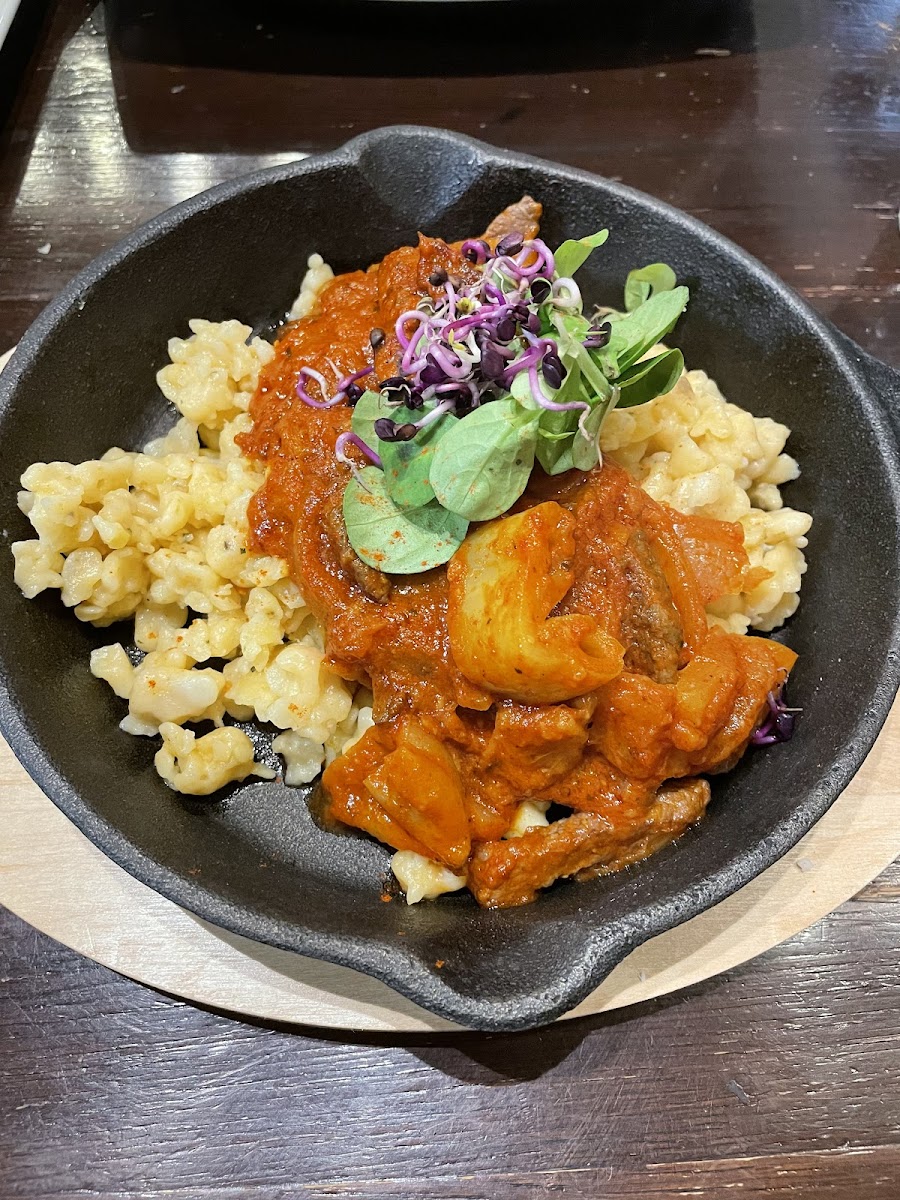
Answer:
top-left (1, 127), bottom-right (899, 1031)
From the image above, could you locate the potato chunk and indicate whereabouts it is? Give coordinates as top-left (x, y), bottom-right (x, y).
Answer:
top-left (446, 502), bottom-right (624, 704)
top-left (364, 721), bottom-right (471, 870)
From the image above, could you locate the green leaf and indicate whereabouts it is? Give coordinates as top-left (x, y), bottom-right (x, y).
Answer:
top-left (550, 313), bottom-right (613, 402)
top-left (547, 392), bottom-right (619, 476)
top-left (539, 426), bottom-right (579, 443)
top-left (534, 357), bottom-right (585, 434)
top-left (539, 439), bottom-right (577, 476)
top-left (380, 409), bottom-right (458, 510)
top-left (350, 391), bottom-right (388, 446)
top-left (553, 312), bottom-right (592, 341)
top-left (604, 286), bottom-right (689, 373)
top-left (507, 351), bottom-right (589, 474)
top-left (549, 357), bottom-right (590, 409)
top-left (524, 323), bottom-right (609, 476)
top-left (342, 468), bottom-right (468, 575)
top-left (571, 406), bottom-right (605, 471)
top-left (626, 281), bottom-right (651, 311)
top-left (537, 416), bottom-right (594, 476)
top-left (510, 369), bottom-right (540, 409)
top-left (571, 340), bottom-right (614, 400)
top-left (352, 395), bottom-right (458, 511)
top-left (615, 348), bottom-right (684, 409)
top-left (553, 229), bottom-right (610, 279)
top-left (509, 360), bottom-right (588, 411)
top-left (535, 392), bottom-right (579, 472)
top-left (429, 398), bottom-right (539, 521)
top-left (536, 421), bottom-right (577, 475)
top-left (624, 262), bottom-right (678, 312)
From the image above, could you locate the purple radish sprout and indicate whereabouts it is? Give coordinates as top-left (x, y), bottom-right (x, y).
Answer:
top-left (750, 681), bottom-right (801, 746)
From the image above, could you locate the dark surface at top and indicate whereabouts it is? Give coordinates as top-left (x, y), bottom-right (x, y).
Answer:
top-left (1, 0), bottom-right (899, 1193)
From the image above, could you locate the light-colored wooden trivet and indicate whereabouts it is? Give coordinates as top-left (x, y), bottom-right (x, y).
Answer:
top-left (1, 707), bottom-right (898, 1033)
top-left (2, 343), bottom-right (898, 1030)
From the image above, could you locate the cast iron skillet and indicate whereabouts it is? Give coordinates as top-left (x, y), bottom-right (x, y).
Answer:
top-left (2, 127), bottom-right (900, 1032)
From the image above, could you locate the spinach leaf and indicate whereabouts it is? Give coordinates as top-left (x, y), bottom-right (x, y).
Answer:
top-left (603, 286), bottom-right (689, 373)
top-left (380, 409), bottom-right (458, 510)
top-left (615, 348), bottom-right (684, 409)
top-left (343, 467), bottom-right (468, 574)
top-left (624, 262), bottom-right (677, 312)
top-left (553, 229), bottom-right (609, 279)
top-left (429, 397), bottom-right (539, 521)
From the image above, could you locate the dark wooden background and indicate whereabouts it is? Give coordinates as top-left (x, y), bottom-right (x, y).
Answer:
top-left (1, 1), bottom-right (899, 1195)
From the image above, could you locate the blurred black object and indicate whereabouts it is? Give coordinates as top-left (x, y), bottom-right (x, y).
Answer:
top-left (106, 0), bottom-right (759, 77)
top-left (104, 0), bottom-right (764, 153)
top-left (0, 0), bottom-right (53, 134)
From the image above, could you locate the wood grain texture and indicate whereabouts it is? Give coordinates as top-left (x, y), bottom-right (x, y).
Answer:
top-left (5, 691), bottom-right (900, 1036)
top-left (1, 0), bottom-right (899, 1195)
top-left (2, 875), bottom-right (900, 1197)
top-left (2, 693), bottom-right (900, 1034)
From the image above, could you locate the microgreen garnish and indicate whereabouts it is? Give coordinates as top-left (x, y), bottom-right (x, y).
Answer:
top-left (335, 430), bottom-right (382, 472)
top-left (750, 680), bottom-right (801, 746)
top-left (342, 466), bottom-right (468, 574)
top-left (624, 262), bottom-right (678, 312)
top-left (296, 364), bottom-right (373, 409)
top-left (295, 227), bottom-right (691, 573)
top-left (430, 396), bottom-right (539, 522)
top-left (553, 229), bottom-right (610, 278)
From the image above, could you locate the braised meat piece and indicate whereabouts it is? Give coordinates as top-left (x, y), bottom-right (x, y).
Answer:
top-left (482, 195), bottom-right (543, 242)
top-left (468, 778), bottom-right (711, 908)
top-left (321, 501), bottom-right (392, 605)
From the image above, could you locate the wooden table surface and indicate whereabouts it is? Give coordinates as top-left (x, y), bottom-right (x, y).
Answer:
top-left (1, 1), bottom-right (899, 1195)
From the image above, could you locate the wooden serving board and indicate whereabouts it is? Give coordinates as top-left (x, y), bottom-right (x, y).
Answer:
top-left (2, 344), bottom-right (898, 1031)
top-left (1, 709), bottom-right (898, 1033)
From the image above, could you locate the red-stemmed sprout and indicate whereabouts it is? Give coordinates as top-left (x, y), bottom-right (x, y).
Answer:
top-left (750, 679), bottom-right (800, 746)
top-left (374, 396), bottom-right (459, 444)
top-left (335, 430), bottom-right (382, 490)
top-left (549, 277), bottom-right (582, 311)
top-left (295, 231), bottom-right (608, 472)
top-left (296, 364), bottom-right (374, 409)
